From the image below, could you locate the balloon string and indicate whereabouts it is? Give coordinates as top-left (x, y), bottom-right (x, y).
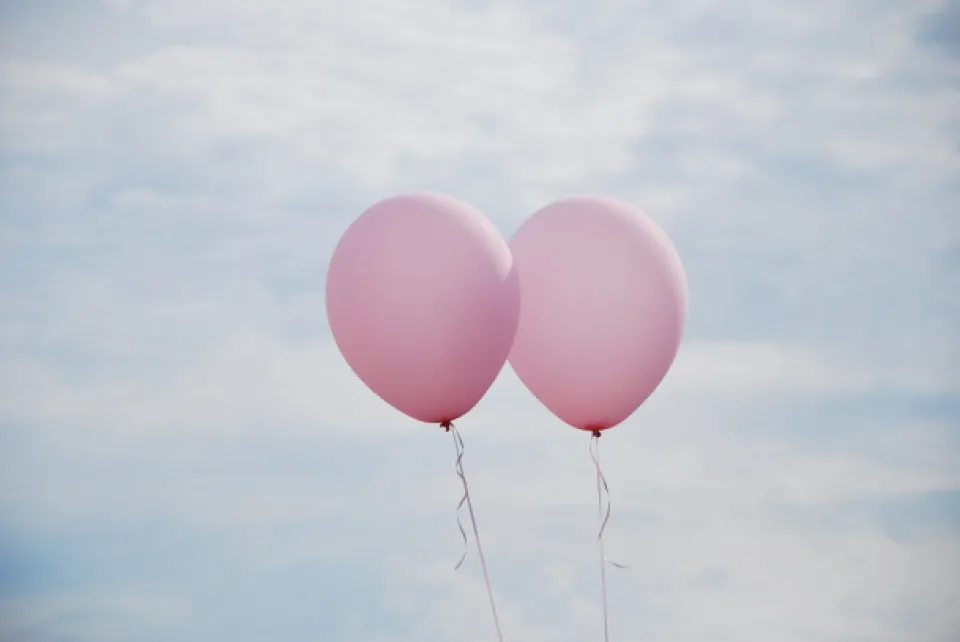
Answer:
top-left (445, 422), bottom-right (505, 642)
top-left (590, 431), bottom-right (627, 642)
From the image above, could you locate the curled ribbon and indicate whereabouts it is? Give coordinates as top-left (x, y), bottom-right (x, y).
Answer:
top-left (442, 421), bottom-right (504, 642)
top-left (590, 430), bottom-right (628, 642)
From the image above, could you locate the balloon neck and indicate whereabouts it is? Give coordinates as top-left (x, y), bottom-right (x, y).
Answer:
top-left (440, 421), bottom-right (453, 432)
top-left (583, 423), bottom-right (607, 437)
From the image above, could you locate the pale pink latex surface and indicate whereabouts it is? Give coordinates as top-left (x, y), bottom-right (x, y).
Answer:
top-left (326, 192), bottom-right (520, 424)
top-left (508, 197), bottom-right (687, 431)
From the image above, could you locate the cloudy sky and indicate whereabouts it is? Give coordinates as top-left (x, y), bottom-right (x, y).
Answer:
top-left (0, 0), bottom-right (958, 640)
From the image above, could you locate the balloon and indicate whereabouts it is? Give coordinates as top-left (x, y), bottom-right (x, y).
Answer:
top-left (326, 192), bottom-right (520, 424)
top-left (508, 197), bottom-right (687, 432)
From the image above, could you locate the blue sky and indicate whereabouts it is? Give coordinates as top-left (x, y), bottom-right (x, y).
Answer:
top-left (0, 0), bottom-right (958, 640)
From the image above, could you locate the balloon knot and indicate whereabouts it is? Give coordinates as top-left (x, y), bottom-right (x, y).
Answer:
top-left (441, 421), bottom-right (453, 432)
top-left (592, 429), bottom-right (602, 438)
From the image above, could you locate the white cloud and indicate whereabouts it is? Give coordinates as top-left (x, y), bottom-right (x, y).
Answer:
top-left (4, 0), bottom-right (954, 210)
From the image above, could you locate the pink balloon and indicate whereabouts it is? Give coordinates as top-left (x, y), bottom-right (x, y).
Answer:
top-left (326, 192), bottom-right (520, 424)
top-left (508, 197), bottom-right (687, 432)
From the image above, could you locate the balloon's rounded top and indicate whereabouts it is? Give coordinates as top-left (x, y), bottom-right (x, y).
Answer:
top-left (508, 196), bottom-right (687, 431)
top-left (356, 191), bottom-right (510, 258)
top-left (326, 192), bottom-right (520, 424)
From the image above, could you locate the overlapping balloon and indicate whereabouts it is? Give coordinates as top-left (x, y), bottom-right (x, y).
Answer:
top-left (326, 192), bottom-right (521, 425)
top-left (326, 191), bottom-right (687, 430)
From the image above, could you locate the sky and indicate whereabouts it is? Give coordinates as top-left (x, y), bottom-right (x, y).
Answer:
top-left (0, 0), bottom-right (958, 640)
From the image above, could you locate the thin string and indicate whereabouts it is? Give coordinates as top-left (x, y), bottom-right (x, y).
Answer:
top-left (452, 440), bottom-right (469, 572)
top-left (445, 421), bottom-right (505, 642)
top-left (590, 431), bottom-right (627, 642)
